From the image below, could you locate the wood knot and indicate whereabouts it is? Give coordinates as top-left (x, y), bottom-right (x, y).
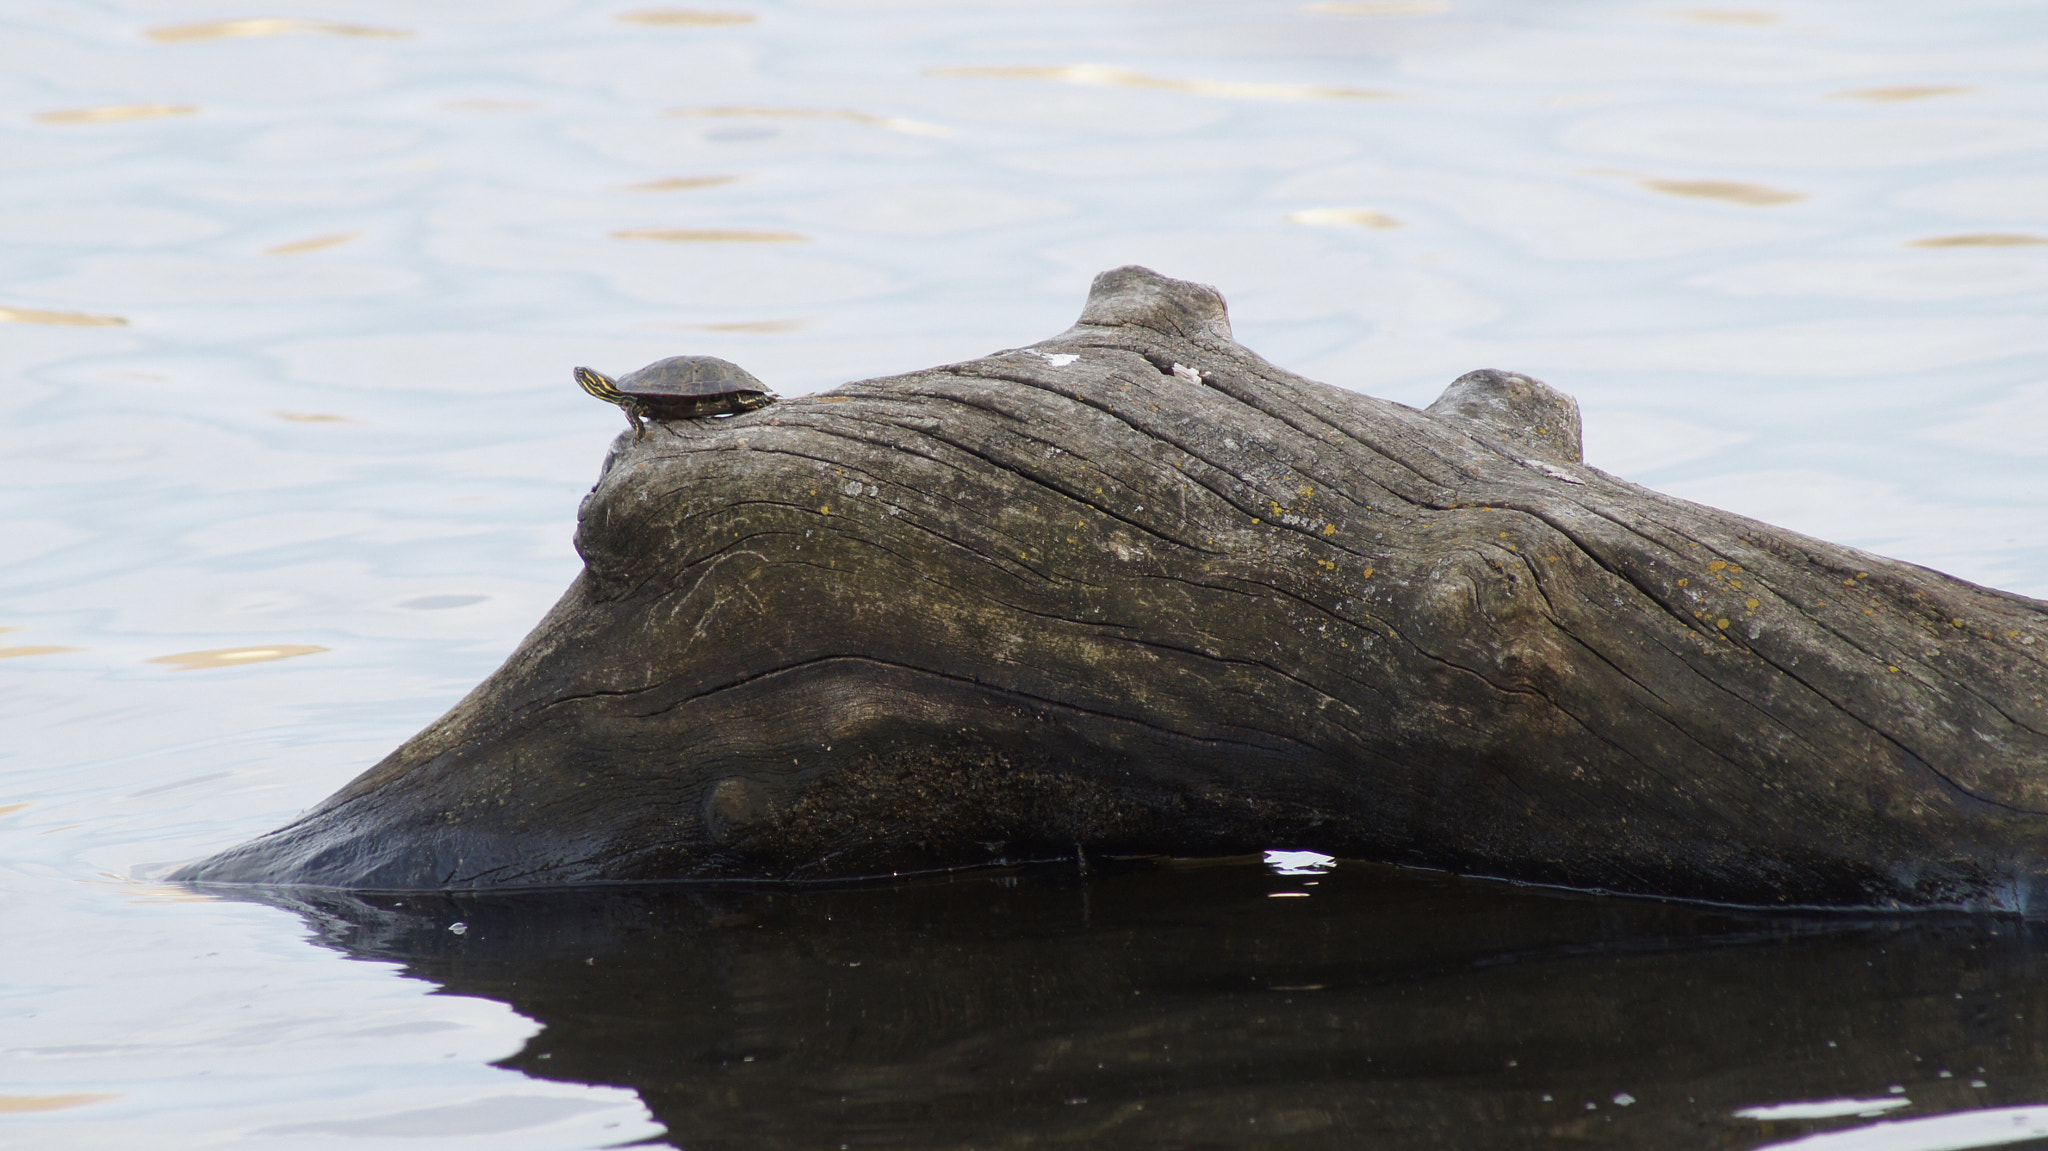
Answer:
top-left (705, 776), bottom-right (771, 838)
top-left (1072, 265), bottom-right (1235, 343)
top-left (1426, 369), bottom-right (1584, 464)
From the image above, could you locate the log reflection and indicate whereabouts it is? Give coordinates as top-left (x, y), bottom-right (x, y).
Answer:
top-left (252, 861), bottom-right (2048, 1149)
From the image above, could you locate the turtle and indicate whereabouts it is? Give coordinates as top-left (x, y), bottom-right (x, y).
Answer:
top-left (574, 355), bottom-right (778, 439)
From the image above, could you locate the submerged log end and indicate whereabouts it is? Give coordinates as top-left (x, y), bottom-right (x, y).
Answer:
top-left (1426, 368), bottom-right (1584, 464)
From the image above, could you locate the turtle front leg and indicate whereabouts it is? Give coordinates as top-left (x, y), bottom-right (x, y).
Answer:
top-left (626, 401), bottom-right (648, 440)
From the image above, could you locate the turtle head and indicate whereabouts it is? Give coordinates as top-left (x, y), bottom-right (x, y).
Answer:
top-left (574, 366), bottom-right (626, 406)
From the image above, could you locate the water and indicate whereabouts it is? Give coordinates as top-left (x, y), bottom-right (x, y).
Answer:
top-left (3, 1), bottom-right (2046, 1146)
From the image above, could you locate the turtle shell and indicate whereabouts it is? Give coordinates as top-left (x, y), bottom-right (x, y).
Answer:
top-left (615, 355), bottom-right (777, 419)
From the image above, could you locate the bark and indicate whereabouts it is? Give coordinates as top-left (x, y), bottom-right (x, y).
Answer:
top-left (176, 266), bottom-right (2048, 908)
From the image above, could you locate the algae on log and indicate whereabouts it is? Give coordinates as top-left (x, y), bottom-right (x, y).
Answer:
top-left (176, 266), bottom-right (2048, 908)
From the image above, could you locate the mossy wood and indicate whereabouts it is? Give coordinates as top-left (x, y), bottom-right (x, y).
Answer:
top-left (177, 267), bottom-right (2048, 908)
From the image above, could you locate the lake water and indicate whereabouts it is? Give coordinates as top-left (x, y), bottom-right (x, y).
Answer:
top-left (4, 1), bottom-right (2047, 1147)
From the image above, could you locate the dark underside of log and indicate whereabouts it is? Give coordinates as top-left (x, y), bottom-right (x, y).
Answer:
top-left (176, 266), bottom-right (2048, 910)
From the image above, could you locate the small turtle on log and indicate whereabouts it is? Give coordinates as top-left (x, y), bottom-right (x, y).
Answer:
top-left (575, 355), bottom-right (777, 438)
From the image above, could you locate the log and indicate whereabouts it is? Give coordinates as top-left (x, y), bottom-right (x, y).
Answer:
top-left (175, 266), bottom-right (2048, 908)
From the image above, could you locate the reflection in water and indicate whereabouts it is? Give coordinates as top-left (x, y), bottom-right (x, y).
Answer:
top-left (1638, 179), bottom-right (1806, 206)
top-left (1666, 9), bottom-right (1783, 25)
top-left (146, 644), bottom-right (328, 671)
top-left (928, 65), bottom-right (1396, 103)
top-left (1287, 208), bottom-right (1404, 229)
top-left (32, 103), bottom-right (199, 124)
top-left (665, 318), bottom-right (808, 333)
top-left (612, 228), bottom-right (812, 244)
top-left (624, 176), bottom-right (744, 192)
top-left (142, 18), bottom-right (410, 43)
top-left (1911, 234), bottom-right (2048, 249)
top-left (249, 860), bottom-right (2048, 1150)
top-left (0, 1093), bottom-right (122, 1114)
top-left (663, 106), bottom-right (952, 137)
top-left (0, 304), bottom-right (128, 326)
top-left (1833, 86), bottom-right (1976, 103)
top-left (0, 644), bottom-right (82, 659)
top-left (618, 9), bottom-right (759, 27)
top-left (1303, 2), bottom-right (1451, 15)
top-left (263, 232), bottom-right (362, 256)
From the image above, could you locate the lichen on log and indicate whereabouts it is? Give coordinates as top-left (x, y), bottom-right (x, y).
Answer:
top-left (176, 266), bottom-right (2048, 910)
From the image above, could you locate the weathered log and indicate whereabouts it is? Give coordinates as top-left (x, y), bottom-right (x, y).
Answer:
top-left (176, 266), bottom-right (2048, 908)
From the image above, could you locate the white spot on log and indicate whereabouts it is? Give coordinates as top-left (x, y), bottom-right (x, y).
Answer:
top-left (1031, 351), bottom-right (1079, 367)
top-left (843, 480), bottom-right (863, 496)
top-left (1733, 1098), bottom-right (1909, 1121)
top-left (1264, 849), bottom-right (1334, 875)
top-left (1172, 362), bottom-right (1202, 384)
top-left (1521, 458), bottom-right (1585, 484)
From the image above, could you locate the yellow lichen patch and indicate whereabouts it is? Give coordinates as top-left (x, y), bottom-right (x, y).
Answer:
top-left (1287, 207), bottom-right (1402, 228)
top-left (1322, 524), bottom-right (1336, 536)
top-left (1910, 233), bottom-right (2048, 248)
top-left (148, 645), bottom-right (328, 671)
top-left (1716, 618), bottom-right (1731, 629)
top-left (1304, 1), bottom-right (1448, 14)
top-left (264, 231), bottom-right (359, 255)
top-left (1677, 578), bottom-right (1689, 587)
top-left (623, 175), bottom-right (741, 191)
top-left (0, 802), bottom-right (30, 816)
top-left (611, 228), bottom-right (808, 243)
top-left (272, 410), bottom-right (354, 423)
top-left (928, 65), bottom-right (1395, 102)
top-left (1832, 85), bottom-right (1972, 102)
top-left (1362, 567), bottom-right (1375, 578)
top-left (618, 8), bottom-right (756, 24)
top-left (1708, 560), bottom-right (1728, 573)
top-left (36, 103), bottom-right (199, 124)
top-left (146, 18), bottom-right (409, 41)
top-left (1298, 486), bottom-right (1314, 498)
top-left (1640, 178), bottom-right (1804, 205)
top-left (666, 105), bottom-right (950, 136)
top-left (1667, 8), bottom-right (1780, 24)
top-left (1745, 598), bottom-right (1760, 611)
top-left (0, 1094), bottom-right (119, 1114)
top-left (0, 645), bottom-right (82, 659)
